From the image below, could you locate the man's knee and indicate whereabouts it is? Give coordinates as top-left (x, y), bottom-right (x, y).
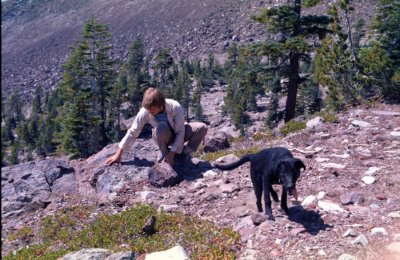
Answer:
top-left (198, 123), bottom-right (208, 138)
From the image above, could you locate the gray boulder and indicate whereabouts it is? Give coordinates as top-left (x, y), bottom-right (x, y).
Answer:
top-left (148, 161), bottom-right (181, 188)
top-left (203, 131), bottom-right (230, 153)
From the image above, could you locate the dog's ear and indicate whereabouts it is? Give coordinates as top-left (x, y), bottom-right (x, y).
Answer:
top-left (293, 158), bottom-right (306, 172)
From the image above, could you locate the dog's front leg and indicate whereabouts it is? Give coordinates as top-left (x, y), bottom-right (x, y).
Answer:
top-left (263, 179), bottom-right (274, 221)
top-left (280, 189), bottom-right (290, 215)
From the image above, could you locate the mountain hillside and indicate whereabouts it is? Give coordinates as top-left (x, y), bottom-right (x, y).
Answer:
top-left (2, 97), bottom-right (400, 258)
top-left (1, 0), bottom-right (377, 101)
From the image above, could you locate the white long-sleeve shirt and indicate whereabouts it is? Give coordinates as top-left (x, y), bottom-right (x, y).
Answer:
top-left (118, 99), bottom-right (185, 153)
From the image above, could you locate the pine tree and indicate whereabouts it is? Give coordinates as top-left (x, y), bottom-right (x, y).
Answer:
top-left (57, 17), bottom-right (116, 157)
top-left (154, 49), bottom-right (174, 89)
top-left (253, 0), bottom-right (333, 121)
top-left (362, 0), bottom-right (400, 102)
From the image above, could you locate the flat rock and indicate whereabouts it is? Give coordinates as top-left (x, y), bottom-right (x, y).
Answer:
top-left (388, 211), bottom-right (400, 218)
top-left (320, 162), bottom-right (346, 169)
top-left (361, 176), bottom-right (375, 184)
top-left (318, 200), bottom-right (344, 213)
top-left (351, 120), bottom-right (372, 128)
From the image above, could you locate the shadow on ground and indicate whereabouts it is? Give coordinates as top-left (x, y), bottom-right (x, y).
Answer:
top-left (122, 157), bottom-right (155, 167)
top-left (288, 205), bottom-right (332, 235)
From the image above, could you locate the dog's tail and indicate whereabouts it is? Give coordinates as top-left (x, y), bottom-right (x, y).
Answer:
top-left (213, 154), bottom-right (252, 170)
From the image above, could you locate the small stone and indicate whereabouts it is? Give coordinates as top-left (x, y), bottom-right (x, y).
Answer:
top-left (351, 120), bottom-right (372, 128)
top-left (364, 167), bottom-right (380, 176)
top-left (321, 163), bottom-right (346, 169)
top-left (193, 181), bottom-right (207, 189)
top-left (338, 253), bottom-right (358, 260)
top-left (291, 227), bottom-right (306, 236)
top-left (215, 154), bottom-right (239, 164)
top-left (343, 228), bottom-right (356, 237)
top-left (220, 183), bottom-right (240, 194)
top-left (361, 176), bottom-right (375, 184)
top-left (390, 131), bottom-right (400, 139)
top-left (251, 213), bottom-right (268, 226)
top-left (140, 191), bottom-right (155, 202)
top-left (318, 249), bottom-right (327, 256)
top-left (351, 234), bottom-right (368, 246)
top-left (388, 211), bottom-right (400, 218)
top-left (371, 227), bottom-right (388, 236)
top-left (318, 200), bottom-right (345, 213)
top-left (307, 116), bottom-right (324, 128)
top-left (302, 195), bottom-right (318, 207)
top-left (157, 204), bottom-right (179, 213)
top-left (275, 238), bottom-right (284, 246)
top-left (340, 192), bottom-right (365, 205)
top-left (145, 245), bottom-right (189, 260)
top-left (317, 191), bottom-right (326, 200)
top-left (203, 170), bottom-right (218, 178)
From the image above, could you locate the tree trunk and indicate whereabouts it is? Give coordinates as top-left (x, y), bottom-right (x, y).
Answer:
top-left (284, 53), bottom-right (300, 123)
top-left (284, 0), bottom-right (302, 123)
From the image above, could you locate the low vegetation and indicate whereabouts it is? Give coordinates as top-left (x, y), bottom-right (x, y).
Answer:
top-left (280, 121), bottom-right (307, 136)
top-left (4, 204), bottom-right (240, 260)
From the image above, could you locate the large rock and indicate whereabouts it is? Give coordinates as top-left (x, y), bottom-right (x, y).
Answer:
top-left (80, 141), bottom-right (158, 200)
top-left (204, 131), bottom-right (230, 153)
top-left (148, 162), bottom-right (181, 188)
top-left (60, 248), bottom-right (136, 260)
top-left (1, 158), bottom-right (76, 219)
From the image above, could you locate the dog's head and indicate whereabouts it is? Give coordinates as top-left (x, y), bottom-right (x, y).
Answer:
top-left (277, 158), bottom-right (306, 195)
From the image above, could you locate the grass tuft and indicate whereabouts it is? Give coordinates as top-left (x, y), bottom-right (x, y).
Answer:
top-left (280, 121), bottom-right (306, 136)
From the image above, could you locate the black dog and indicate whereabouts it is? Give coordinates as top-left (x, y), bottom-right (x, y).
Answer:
top-left (214, 147), bottom-right (305, 220)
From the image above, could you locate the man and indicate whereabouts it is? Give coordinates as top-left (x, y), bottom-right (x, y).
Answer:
top-left (106, 87), bottom-right (208, 167)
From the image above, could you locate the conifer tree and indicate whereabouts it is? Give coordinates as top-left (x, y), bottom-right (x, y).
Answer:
top-left (361, 0), bottom-right (400, 102)
top-left (57, 17), bottom-right (116, 157)
top-left (154, 49), bottom-right (174, 89)
top-left (253, 0), bottom-right (333, 121)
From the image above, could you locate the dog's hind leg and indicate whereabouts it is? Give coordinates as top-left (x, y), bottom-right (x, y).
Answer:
top-left (251, 168), bottom-right (263, 212)
top-left (270, 186), bottom-right (279, 202)
top-left (280, 189), bottom-right (290, 216)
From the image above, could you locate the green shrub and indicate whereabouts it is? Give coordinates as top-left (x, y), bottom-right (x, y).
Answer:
top-left (313, 111), bottom-right (338, 123)
top-left (252, 130), bottom-right (274, 142)
top-left (5, 204), bottom-right (240, 260)
top-left (280, 121), bottom-right (306, 136)
top-left (8, 227), bottom-right (34, 242)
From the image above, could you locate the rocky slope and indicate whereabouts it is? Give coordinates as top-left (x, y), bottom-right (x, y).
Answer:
top-left (2, 85), bottom-right (400, 259)
top-left (1, 0), bottom-right (377, 102)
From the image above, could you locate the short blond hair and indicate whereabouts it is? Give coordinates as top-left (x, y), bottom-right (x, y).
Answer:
top-left (142, 87), bottom-right (166, 109)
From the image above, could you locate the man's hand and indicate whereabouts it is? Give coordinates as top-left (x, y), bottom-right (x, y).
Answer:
top-left (106, 148), bottom-right (123, 166)
top-left (164, 151), bottom-right (175, 167)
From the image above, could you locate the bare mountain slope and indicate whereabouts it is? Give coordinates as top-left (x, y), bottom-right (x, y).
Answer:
top-left (1, 0), bottom-right (268, 99)
top-left (1, 0), bottom-right (377, 101)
